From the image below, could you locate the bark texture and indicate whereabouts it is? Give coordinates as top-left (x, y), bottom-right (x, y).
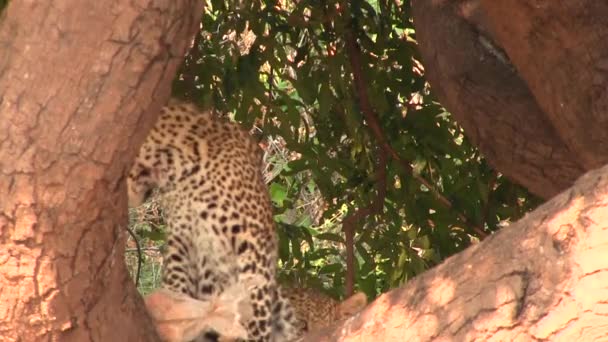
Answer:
top-left (480, 1), bottom-right (608, 170)
top-left (302, 164), bottom-right (608, 341)
top-left (0, 0), bottom-right (202, 340)
top-left (411, 0), bottom-right (608, 199)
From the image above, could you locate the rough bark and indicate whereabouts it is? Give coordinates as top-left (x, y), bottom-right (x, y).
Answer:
top-left (411, 0), bottom-right (600, 199)
top-left (302, 163), bottom-right (608, 341)
top-left (480, 1), bottom-right (608, 170)
top-left (0, 0), bottom-right (203, 341)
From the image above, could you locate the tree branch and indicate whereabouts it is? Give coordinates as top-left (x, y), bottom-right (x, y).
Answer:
top-left (343, 16), bottom-right (488, 239)
top-left (302, 164), bottom-right (608, 341)
top-left (341, 149), bottom-right (388, 296)
top-left (480, 171), bottom-right (498, 231)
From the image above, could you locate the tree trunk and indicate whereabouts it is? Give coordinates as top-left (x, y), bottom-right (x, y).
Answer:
top-left (0, 1), bottom-right (202, 340)
top-left (412, 0), bottom-right (608, 199)
top-left (302, 164), bottom-right (608, 341)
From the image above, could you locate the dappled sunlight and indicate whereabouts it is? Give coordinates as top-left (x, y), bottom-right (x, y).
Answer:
top-left (301, 168), bottom-right (608, 340)
top-left (4, 0), bottom-right (608, 339)
top-left (427, 276), bottom-right (456, 307)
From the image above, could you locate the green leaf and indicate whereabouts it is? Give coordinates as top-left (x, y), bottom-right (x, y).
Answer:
top-left (315, 233), bottom-right (345, 243)
top-left (319, 263), bottom-right (343, 274)
top-left (269, 183), bottom-right (288, 207)
top-left (139, 228), bottom-right (166, 242)
top-left (155, 0), bottom-right (542, 301)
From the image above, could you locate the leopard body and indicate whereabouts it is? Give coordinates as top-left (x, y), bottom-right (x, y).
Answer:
top-left (281, 288), bottom-right (367, 334)
top-left (127, 100), bottom-right (298, 341)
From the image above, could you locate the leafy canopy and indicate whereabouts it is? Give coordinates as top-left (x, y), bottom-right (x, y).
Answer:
top-left (130, 0), bottom-right (540, 300)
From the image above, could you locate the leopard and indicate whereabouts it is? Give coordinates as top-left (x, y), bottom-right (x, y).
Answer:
top-left (127, 99), bottom-right (299, 341)
top-left (280, 288), bottom-right (367, 335)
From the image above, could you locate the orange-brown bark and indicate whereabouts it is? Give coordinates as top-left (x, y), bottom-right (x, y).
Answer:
top-left (480, 0), bottom-right (608, 171)
top-left (412, 0), bottom-right (608, 199)
top-left (0, 1), bottom-right (202, 340)
top-left (303, 165), bottom-right (608, 341)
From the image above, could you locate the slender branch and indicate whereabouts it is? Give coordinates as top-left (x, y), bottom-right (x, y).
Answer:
top-left (343, 23), bottom-right (488, 239)
top-left (125, 247), bottom-right (161, 252)
top-left (268, 64), bottom-right (275, 101)
top-left (182, 29), bottom-right (204, 101)
top-left (341, 149), bottom-right (388, 296)
top-left (125, 226), bottom-right (143, 287)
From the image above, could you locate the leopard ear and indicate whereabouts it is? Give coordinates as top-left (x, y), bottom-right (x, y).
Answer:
top-left (337, 292), bottom-right (367, 318)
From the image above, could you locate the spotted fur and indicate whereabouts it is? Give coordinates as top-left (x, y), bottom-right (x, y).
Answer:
top-left (127, 100), bottom-right (298, 341)
top-left (281, 288), bottom-right (367, 334)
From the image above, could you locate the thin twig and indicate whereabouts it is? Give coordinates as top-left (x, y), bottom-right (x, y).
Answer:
top-left (125, 226), bottom-right (143, 287)
top-left (125, 247), bottom-right (162, 253)
top-left (182, 29), bottom-right (204, 101)
top-left (269, 64), bottom-right (275, 101)
top-left (480, 171), bottom-right (498, 232)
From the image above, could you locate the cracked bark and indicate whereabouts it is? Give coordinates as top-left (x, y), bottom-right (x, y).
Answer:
top-left (302, 164), bottom-right (608, 341)
top-left (411, 0), bottom-right (608, 199)
top-left (0, 0), bottom-right (202, 341)
top-left (479, 1), bottom-right (608, 171)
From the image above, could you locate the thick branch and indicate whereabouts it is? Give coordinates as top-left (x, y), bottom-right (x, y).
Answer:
top-left (480, 1), bottom-right (608, 171)
top-left (411, 0), bottom-right (585, 199)
top-left (303, 164), bottom-right (608, 341)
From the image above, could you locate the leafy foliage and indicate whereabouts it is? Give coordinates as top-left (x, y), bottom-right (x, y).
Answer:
top-left (129, 0), bottom-right (541, 301)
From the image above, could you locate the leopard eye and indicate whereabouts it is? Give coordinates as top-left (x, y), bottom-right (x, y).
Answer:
top-left (143, 188), bottom-right (154, 202)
